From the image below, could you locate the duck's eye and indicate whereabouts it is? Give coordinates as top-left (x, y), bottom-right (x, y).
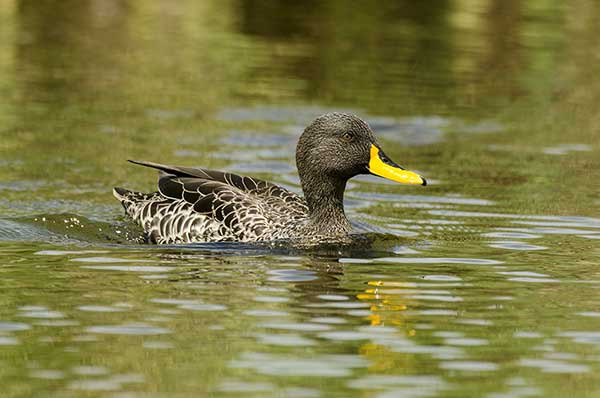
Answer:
top-left (341, 132), bottom-right (354, 142)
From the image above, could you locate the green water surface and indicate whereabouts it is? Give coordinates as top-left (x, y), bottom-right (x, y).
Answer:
top-left (0, 1), bottom-right (599, 397)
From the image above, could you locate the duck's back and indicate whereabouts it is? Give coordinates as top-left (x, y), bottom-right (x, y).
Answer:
top-left (113, 161), bottom-right (308, 243)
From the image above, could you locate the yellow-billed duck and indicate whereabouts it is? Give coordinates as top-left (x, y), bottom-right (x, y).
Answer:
top-left (113, 113), bottom-right (426, 244)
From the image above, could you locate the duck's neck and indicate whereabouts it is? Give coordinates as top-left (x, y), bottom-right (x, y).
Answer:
top-left (301, 175), bottom-right (351, 235)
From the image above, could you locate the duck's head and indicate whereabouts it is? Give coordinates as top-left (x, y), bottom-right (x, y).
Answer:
top-left (296, 113), bottom-right (426, 188)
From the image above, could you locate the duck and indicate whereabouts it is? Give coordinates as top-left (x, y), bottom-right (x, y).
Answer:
top-left (113, 113), bottom-right (426, 244)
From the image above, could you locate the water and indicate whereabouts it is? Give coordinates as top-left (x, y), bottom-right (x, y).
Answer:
top-left (1, 1), bottom-right (599, 397)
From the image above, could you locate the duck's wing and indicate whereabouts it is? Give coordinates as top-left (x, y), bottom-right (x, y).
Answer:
top-left (129, 160), bottom-right (308, 216)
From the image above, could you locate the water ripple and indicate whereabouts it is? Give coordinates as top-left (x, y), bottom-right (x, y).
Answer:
top-left (229, 352), bottom-right (368, 377)
top-left (259, 322), bottom-right (332, 332)
top-left (481, 232), bottom-right (541, 239)
top-left (519, 358), bottom-right (590, 373)
top-left (77, 305), bottom-right (124, 313)
top-left (217, 380), bottom-right (275, 393)
top-left (70, 257), bottom-right (154, 263)
top-left (80, 265), bottom-right (174, 272)
top-left (444, 338), bottom-right (489, 346)
top-left (429, 210), bottom-right (600, 225)
top-left (243, 310), bottom-right (290, 317)
top-left (507, 277), bottom-right (559, 283)
top-left (267, 269), bottom-right (318, 282)
top-left (439, 361), bottom-right (499, 371)
top-left (352, 192), bottom-right (494, 206)
top-left (86, 323), bottom-right (170, 336)
top-left (347, 374), bottom-right (447, 389)
top-left (498, 271), bottom-right (549, 278)
top-left (253, 333), bottom-right (316, 347)
top-left (488, 241), bottom-right (547, 251)
top-left (29, 370), bottom-right (65, 380)
top-left (35, 250), bottom-right (108, 256)
top-left (340, 257), bottom-right (503, 265)
top-left (178, 303), bottom-right (227, 311)
top-left (0, 321), bottom-right (31, 331)
top-left (0, 336), bottom-right (19, 345)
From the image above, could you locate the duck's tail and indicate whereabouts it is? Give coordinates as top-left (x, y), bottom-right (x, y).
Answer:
top-left (112, 187), bottom-right (133, 201)
top-left (113, 187), bottom-right (152, 220)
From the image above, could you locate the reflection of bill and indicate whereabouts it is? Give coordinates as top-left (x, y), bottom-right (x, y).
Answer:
top-left (357, 280), bottom-right (418, 372)
top-left (357, 280), bottom-right (415, 334)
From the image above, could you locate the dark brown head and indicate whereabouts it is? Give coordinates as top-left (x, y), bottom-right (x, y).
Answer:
top-left (296, 113), bottom-right (426, 188)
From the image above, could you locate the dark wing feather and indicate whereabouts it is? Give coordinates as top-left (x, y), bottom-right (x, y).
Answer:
top-left (157, 173), bottom-right (226, 201)
top-left (130, 160), bottom-right (307, 214)
top-left (130, 160), bottom-right (263, 191)
top-left (155, 172), bottom-right (271, 240)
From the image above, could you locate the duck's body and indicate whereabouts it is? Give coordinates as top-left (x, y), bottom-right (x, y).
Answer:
top-left (113, 163), bottom-right (312, 244)
top-left (114, 113), bottom-right (426, 244)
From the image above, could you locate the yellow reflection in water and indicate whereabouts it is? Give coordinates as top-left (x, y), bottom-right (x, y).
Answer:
top-left (357, 280), bottom-right (415, 327)
top-left (357, 279), bottom-right (419, 372)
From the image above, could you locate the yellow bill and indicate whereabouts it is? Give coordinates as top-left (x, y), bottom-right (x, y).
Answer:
top-left (367, 145), bottom-right (426, 186)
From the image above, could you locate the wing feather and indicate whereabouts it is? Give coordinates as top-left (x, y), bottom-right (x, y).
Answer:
top-left (124, 160), bottom-right (309, 242)
top-left (132, 160), bottom-right (307, 214)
